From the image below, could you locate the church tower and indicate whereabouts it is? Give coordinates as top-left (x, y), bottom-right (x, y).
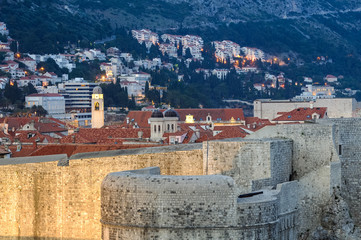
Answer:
top-left (91, 86), bottom-right (104, 128)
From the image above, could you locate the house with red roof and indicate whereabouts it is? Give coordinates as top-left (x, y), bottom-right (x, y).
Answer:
top-left (272, 107), bottom-right (328, 123)
top-left (324, 75), bottom-right (338, 83)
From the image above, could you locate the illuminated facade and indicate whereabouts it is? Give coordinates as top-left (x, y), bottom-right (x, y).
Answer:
top-left (91, 86), bottom-right (104, 129)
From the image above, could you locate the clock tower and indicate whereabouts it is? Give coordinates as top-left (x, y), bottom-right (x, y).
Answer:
top-left (91, 86), bottom-right (104, 128)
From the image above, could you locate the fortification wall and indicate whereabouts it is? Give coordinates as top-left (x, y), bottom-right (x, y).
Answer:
top-left (320, 118), bottom-right (361, 226)
top-left (101, 167), bottom-right (239, 239)
top-left (0, 145), bottom-right (203, 240)
top-left (101, 168), bottom-right (298, 240)
top-left (203, 139), bottom-right (292, 193)
top-left (247, 124), bottom-right (339, 236)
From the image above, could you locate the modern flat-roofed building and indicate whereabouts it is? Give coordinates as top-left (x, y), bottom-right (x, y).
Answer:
top-left (25, 93), bottom-right (65, 116)
top-left (59, 80), bottom-right (99, 112)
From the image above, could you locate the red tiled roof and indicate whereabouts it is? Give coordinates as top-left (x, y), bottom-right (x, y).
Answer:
top-left (245, 117), bottom-right (274, 131)
top-left (124, 111), bottom-right (152, 128)
top-left (13, 130), bottom-right (56, 144)
top-left (124, 108), bottom-right (245, 128)
top-left (60, 128), bottom-right (151, 144)
top-left (325, 75), bottom-right (337, 78)
top-left (0, 117), bottom-right (38, 129)
top-left (174, 108), bottom-right (245, 122)
top-left (273, 107), bottom-right (327, 121)
top-left (9, 145), bottom-right (38, 158)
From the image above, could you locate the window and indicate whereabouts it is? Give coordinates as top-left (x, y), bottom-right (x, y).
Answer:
top-left (95, 102), bottom-right (99, 110)
top-left (154, 125), bottom-right (156, 132)
top-left (168, 124), bottom-right (170, 131)
top-left (172, 124), bottom-right (174, 131)
top-left (158, 125), bottom-right (161, 132)
top-left (339, 145), bottom-right (342, 155)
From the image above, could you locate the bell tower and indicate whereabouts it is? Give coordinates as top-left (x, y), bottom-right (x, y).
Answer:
top-left (91, 86), bottom-right (104, 128)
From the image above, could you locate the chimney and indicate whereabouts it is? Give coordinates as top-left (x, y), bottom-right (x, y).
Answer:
top-left (126, 117), bottom-right (130, 124)
top-left (138, 131), bottom-right (144, 139)
top-left (16, 142), bottom-right (22, 152)
top-left (310, 101), bottom-right (314, 109)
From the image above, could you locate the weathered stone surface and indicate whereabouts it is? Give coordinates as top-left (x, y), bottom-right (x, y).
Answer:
top-left (309, 188), bottom-right (361, 240)
top-left (101, 168), bottom-right (298, 240)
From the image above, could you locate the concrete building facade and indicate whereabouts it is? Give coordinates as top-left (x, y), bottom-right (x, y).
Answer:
top-left (254, 98), bottom-right (359, 120)
top-left (25, 93), bottom-right (65, 116)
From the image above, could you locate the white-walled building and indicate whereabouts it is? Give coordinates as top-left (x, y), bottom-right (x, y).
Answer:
top-left (213, 40), bottom-right (241, 62)
top-left (241, 47), bottom-right (265, 60)
top-left (159, 43), bottom-right (177, 58)
top-left (132, 29), bottom-right (159, 45)
top-left (25, 93), bottom-right (65, 116)
top-left (0, 22), bottom-right (9, 36)
top-left (293, 84), bottom-right (335, 101)
top-left (18, 57), bottom-right (37, 72)
top-left (212, 69), bottom-right (230, 79)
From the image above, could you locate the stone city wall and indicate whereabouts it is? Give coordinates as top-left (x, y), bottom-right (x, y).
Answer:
top-left (203, 139), bottom-right (292, 193)
top-left (247, 124), bottom-right (339, 236)
top-left (101, 167), bottom-right (239, 239)
top-left (0, 145), bottom-right (203, 240)
top-left (101, 167), bottom-right (298, 240)
top-left (320, 118), bottom-right (361, 226)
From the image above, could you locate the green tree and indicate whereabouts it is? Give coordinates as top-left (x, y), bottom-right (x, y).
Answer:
top-left (30, 105), bottom-right (48, 117)
top-left (4, 82), bottom-right (21, 104)
top-left (23, 83), bottom-right (38, 97)
top-left (185, 48), bottom-right (193, 59)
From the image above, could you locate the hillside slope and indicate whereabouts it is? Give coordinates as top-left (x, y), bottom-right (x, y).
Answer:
top-left (1, 0), bottom-right (361, 59)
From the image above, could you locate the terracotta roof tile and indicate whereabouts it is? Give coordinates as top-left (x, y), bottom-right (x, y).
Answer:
top-left (124, 108), bottom-right (245, 128)
top-left (60, 128), bottom-right (150, 144)
top-left (273, 107), bottom-right (327, 121)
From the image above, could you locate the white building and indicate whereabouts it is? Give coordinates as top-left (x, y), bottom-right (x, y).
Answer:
top-left (293, 84), bottom-right (335, 101)
top-left (241, 47), bottom-right (265, 60)
top-left (0, 22), bottom-right (9, 36)
top-left (159, 43), bottom-right (177, 58)
top-left (213, 40), bottom-right (241, 62)
top-left (16, 76), bottom-right (39, 87)
top-left (0, 77), bottom-right (8, 89)
top-left (120, 80), bottom-right (144, 100)
top-left (132, 29), bottom-right (159, 45)
top-left (18, 57), bottom-right (37, 72)
top-left (161, 34), bottom-right (183, 45)
top-left (25, 93), bottom-right (65, 116)
top-left (212, 69), bottom-right (230, 79)
top-left (324, 75), bottom-right (338, 83)
top-left (58, 80), bottom-right (99, 112)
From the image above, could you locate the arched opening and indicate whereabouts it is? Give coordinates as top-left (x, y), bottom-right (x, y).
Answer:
top-left (154, 125), bottom-right (157, 132)
top-left (167, 124), bottom-right (170, 131)
top-left (95, 102), bottom-right (100, 110)
top-left (158, 125), bottom-right (161, 132)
